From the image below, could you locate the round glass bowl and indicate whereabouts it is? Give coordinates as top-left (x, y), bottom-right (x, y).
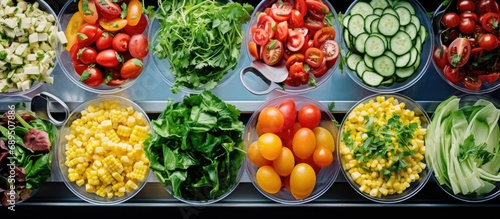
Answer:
top-left (338, 93), bottom-right (432, 203)
top-left (57, 0), bottom-right (151, 94)
top-left (243, 95), bottom-right (340, 204)
top-left (0, 95), bottom-right (58, 206)
top-left (55, 96), bottom-right (152, 205)
top-left (0, 0), bottom-right (62, 96)
top-left (426, 94), bottom-right (500, 202)
top-left (340, 0), bottom-right (434, 93)
top-left (149, 0), bottom-right (248, 94)
top-left (431, 0), bottom-right (500, 94)
top-left (241, 0), bottom-right (342, 95)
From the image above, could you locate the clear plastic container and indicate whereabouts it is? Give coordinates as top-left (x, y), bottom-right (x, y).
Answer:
top-left (240, 0), bottom-right (342, 95)
top-left (338, 93), bottom-right (432, 203)
top-left (55, 96), bottom-right (152, 205)
top-left (244, 94), bottom-right (340, 204)
top-left (341, 0), bottom-right (434, 94)
top-left (57, 0), bottom-right (151, 94)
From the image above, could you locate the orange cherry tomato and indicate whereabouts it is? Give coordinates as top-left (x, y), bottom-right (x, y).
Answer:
top-left (78, 0), bottom-right (99, 25)
top-left (257, 133), bottom-right (283, 161)
top-left (99, 17), bottom-right (128, 32)
top-left (248, 141), bottom-right (272, 167)
top-left (258, 106), bottom-right (285, 134)
top-left (312, 147), bottom-right (333, 168)
top-left (292, 127), bottom-right (316, 159)
top-left (126, 0), bottom-right (143, 26)
top-left (273, 147), bottom-right (295, 176)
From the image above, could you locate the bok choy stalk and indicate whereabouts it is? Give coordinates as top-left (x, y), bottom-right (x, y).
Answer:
top-left (425, 95), bottom-right (500, 196)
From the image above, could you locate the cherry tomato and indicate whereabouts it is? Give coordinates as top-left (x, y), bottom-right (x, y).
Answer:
top-left (270, 1), bottom-right (292, 22)
top-left (69, 43), bottom-right (83, 63)
top-left (319, 39), bottom-right (339, 62)
top-left (287, 29), bottom-right (305, 52)
top-left (95, 0), bottom-right (121, 19)
top-left (478, 73), bottom-right (500, 83)
top-left (252, 27), bottom-right (270, 46)
top-left (106, 78), bottom-right (126, 86)
top-left (275, 126), bottom-right (295, 149)
top-left (295, 0), bottom-right (307, 16)
top-left (304, 47), bottom-right (324, 68)
top-left (126, 0), bottom-right (143, 26)
top-left (248, 41), bottom-right (260, 60)
top-left (312, 147), bottom-right (333, 168)
top-left (80, 65), bottom-right (103, 87)
top-left (104, 67), bottom-right (124, 86)
top-left (313, 26), bottom-right (336, 48)
top-left (292, 127), bottom-right (316, 159)
top-left (123, 14), bottom-right (148, 35)
top-left (99, 17), bottom-right (128, 32)
top-left (289, 9), bottom-right (305, 28)
top-left (120, 58), bottom-right (143, 79)
top-left (312, 126), bottom-right (335, 153)
top-left (96, 31), bottom-right (114, 50)
top-left (478, 33), bottom-right (499, 51)
top-left (309, 58), bottom-right (328, 77)
top-left (248, 141), bottom-right (272, 167)
top-left (112, 33), bottom-right (131, 52)
top-left (288, 62), bottom-right (309, 86)
top-left (433, 46), bottom-right (449, 69)
top-left (463, 75), bottom-right (482, 89)
top-left (447, 37), bottom-right (471, 67)
top-left (443, 64), bottom-right (465, 83)
top-left (286, 53), bottom-right (305, 70)
top-left (257, 14), bottom-right (276, 39)
top-left (96, 49), bottom-right (122, 68)
top-left (289, 163), bottom-right (316, 200)
top-left (65, 12), bottom-right (86, 51)
top-left (273, 147), bottom-right (295, 177)
top-left (262, 39), bottom-right (284, 66)
top-left (305, 0), bottom-right (330, 20)
top-left (275, 21), bottom-right (289, 42)
top-left (442, 12), bottom-right (460, 29)
top-left (77, 47), bottom-right (97, 65)
top-left (457, 0), bottom-right (475, 12)
top-left (460, 11), bottom-right (479, 23)
top-left (129, 34), bottom-right (149, 59)
top-left (442, 27), bottom-right (460, 45)
top-left (303, 15), bottom-right (325, 31)
top-left (78, 0), bottom-right (98, 25)
top-left (475, 0), bottom-right (499, 16)
top-left (276, 99), bottom-right (297, 130)
top-left (257, 133), bottom-right (283, 161)
top-left (72, 62), bottom-right (88, 76)
top-left (298, 36), bottom-right (313, 54)
top-left (256, 165), bottom-right (282, 194)
top-left (480, 12), bottom-right (500, 33)
top-left (298, 104), bottom-right (321, 129)
top-left (76, 23), bottom-right (99, 46)
top-left (258, 106), bottom-right (285, 133)
top-left (459, 18), bottom-right (476, 34)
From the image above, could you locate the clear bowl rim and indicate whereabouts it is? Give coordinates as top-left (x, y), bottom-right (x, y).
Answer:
top-left (340, 0), bottom-right (435, 94)
top-left (56, 0), bottom-right (151, 94)
top-left (243, 94), bottom-right (341, 204)
top-left (337, 93), bottom-right (433, 203)
top-left (55, 95), bottom-right (152, 205)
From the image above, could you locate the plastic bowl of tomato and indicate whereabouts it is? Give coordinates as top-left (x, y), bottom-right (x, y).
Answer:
top-left (57, 0), bottom-right (150, 94)
top-left (340, 0), bottom-right (434, 93)
top-left (431, 0), bottom-right (500, 94)
top-left (243, 95), bottom-right (340, 204)
top-left (338, 93), bottom-right (432, 203)
top-left (241, 0), bottom-right (343, 95)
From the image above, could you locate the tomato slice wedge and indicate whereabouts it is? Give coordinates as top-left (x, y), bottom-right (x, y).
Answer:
top-left (319, 40), bottom-right (339, 62)
top-left (313, 26), bottom-right (336, 48)
top-left (304, 47), bottom-right (324, 68)
top-left (287, 29), bottom-right (305, 52)
top-left (305, 0), bottom-right (330, 20)
top-left (478, 73), bottom-right (500, 83)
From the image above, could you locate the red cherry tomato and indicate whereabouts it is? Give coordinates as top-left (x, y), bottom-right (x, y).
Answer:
top-left (128, 34), bottom-right (149, 59)
top-left (478, 73), bottom-right (500, 83)
top-left (96, 31), bottom-right (114, 50)
top-left (80, 65), bottom-right (103, 87)
top-left (443, 64), bottom-right (465, 83)
top-left (120, 58), bottom-right (144, 79)
top-left (457, 0), bottom-right (476, 12)
top-left (433, 46), bottom-right (449, 69)
top-left (76, 23), bottom-right (99, 46)
top-left (262, 39), bottom-right (284, 66)
top-left (289, 9), bottom-right (304, 28)
top-left (96, 49), bottom-right (122, 68)
top-left (475, 0), bottom-right (499, 16)
top-left (276, 99), bottom-right (297, 130)
top-left (95, 0), bottom-right (121, 19)
top-left (478, 33), bottom-right (499, 51)
top-left (463, 75), bottom-right (482, 89)
top-left (123, 14), bottom-right (148, 35)
top-left (295, 0), bottom-right (308, 16)
top-left (480, 12), bottom-right (500, 33)
top-left (298, 104), bottom-right (321, 129)
top-left (442, 12), bottom-right (461, 28)
top-left (459, 18), bottom-right (476, 34)
top-left (77, 47), bottom-right (97, 65)
top-left (460, 11), bottom-right (479, 23)
top-left (72, 62), bottom-right (88, 76)
top-left (112, 33), bottom-right (131, 52)
top-left (447, 37), bottom-right (471, 67)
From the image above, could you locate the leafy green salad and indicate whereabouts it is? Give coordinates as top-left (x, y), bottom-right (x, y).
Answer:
top-left (144, 91), bottom-right (246, 202)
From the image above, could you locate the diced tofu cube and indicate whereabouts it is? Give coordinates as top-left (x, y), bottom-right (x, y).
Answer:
top-left (38, 32), bottom-right (48, 42)
top-left (23, 66), bottom-right (39, 74)
top-left (14, 43), bottom-right (27, 56)
top-left (28, 33), bottom-right (38, 43)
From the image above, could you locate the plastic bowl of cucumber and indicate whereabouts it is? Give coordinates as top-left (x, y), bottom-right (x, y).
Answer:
top-left (340, 0), bottom-right (434, 93)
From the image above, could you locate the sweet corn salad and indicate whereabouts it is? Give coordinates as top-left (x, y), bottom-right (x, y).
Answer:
top-left (63, 99), bottom-right (150, 199)
top-left (339, 96), bottom-right (427, 198)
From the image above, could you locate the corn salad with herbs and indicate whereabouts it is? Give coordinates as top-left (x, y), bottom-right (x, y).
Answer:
top-left (64, 100), bottom-right (150, 198)
top-left (339, 96), bottom-right (427, 198)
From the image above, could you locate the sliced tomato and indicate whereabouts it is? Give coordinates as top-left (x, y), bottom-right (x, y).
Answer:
top-left (287, 28), bottom-right (305, 52)
top-left (309, 57), bottom-right (328, 77)
top-left (95, 0), bottom-right (121, 19)
top-left (480, 12), bottom-right (500, 33)
top-left (65, 12), bottom-right (86, 51)
top-left (478, 73), bottom-right (500, 83)
top-left (304, 47), bottom-right (324, 68)
top-left (433, 46), bottom-right (449, 69)
top-left (295, 0), bottom-right (307, 16)
top-left (447, 37), bottom-right (471, 67)
top-left (463, 75), bottom-right (482, 89)
top-left (289, 9), bottom-right (305, 28)
top-left (262, 39), bottom-right (284, 66)
top-left (319, 39), bottom-right (339, 62)
top-left (252, 27), bottom-right (270, 46)
top-left (313, 26), bottom-right (336, 48)
top-left (126, 0), bottom-right (143, 26)
top-left (305, 0), bottom-right (330, 20)
top-left (303, 15), bottom-right (325, 31)
top-left (443, 65), bottom-right (464, 83)
top-left (257, 14), bottom-right (276, 39)
top-left (298, 36), bottom-right (313, 54)
top-left (99, 17), bottom-right (128, 32)
top-left (123, 14), bottom-right (148, 35)
top-left (270, 1), bottom-right (293, 22)
top-left (248, 41), bottom-right (260, 60)
top-left (276, 21), bottom-right (289, 42)
top-left (78, 0), bottom-right (99, 25)
top-left (286, 53), bottom-right (305, 69)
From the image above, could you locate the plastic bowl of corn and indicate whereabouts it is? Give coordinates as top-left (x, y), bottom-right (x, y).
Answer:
top-left (55, 95), bottom-right (152, 205)
top-left (337, 93), bottom-right (432, 203)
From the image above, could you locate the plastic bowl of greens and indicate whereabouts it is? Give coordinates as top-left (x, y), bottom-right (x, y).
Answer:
top-left (425, 94), bottom-right (500, 202)
top-left (0, 94), bottom-right (62, 207)
top-left (144, 91), bottom-right (246, 204)
top-left (149, 0), bottom-right (254, 94)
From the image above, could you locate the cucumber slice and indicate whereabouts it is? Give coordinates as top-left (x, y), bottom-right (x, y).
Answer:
top-left (394, 1), bottom-right (416, 14)
top-left (348, 14), bottom-right (366, 37)
top-left (373, 55), bottom-right (395, 77)
top-left (396, 52), bottom-right (411, 68)
top-left (364, 14), bottom-right (380, 33)
top-left (343, 14), bottom-right (351, 28)
top-left (364, 35), bottom-right (386, 57)
top-left (355, 33), bottom-right (370, 53)
top-left (349, 1), bottom-right (374, 18)
top-left (364, 54), bottom-right (374, 69)
top-left (369, 0), bottom-right (389, 9)
top-left (362, 71), bottom-right (384, 87)
top-left (377, 13), bottom-right (400, 36)
top-left (347, 53), bottom-right (363, 71)
top-left (405, 23), bottom-right (418, 40)
top-left (356, 60), bottom-right (368, 78)
top-left (395, 66), bottom-right (416, 79)
top-left (390, 31), bottom-right (412, 55)
top-left (395, 6), bottom-right (411, 26)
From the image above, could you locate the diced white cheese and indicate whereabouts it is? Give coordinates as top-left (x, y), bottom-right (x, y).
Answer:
top-left (40, 42), bottom-right (51, 52)
top-left (15, 13), bottom-right (25, 19)
top-left (19, 80), bottom-right (30, 91)
top-left (20, 18), bottom-right (31, 29)
top-left (17, 73), bottom-right (27, 81)
top-left (28, 32), bottom-right (38, 43)
top-left (35, 21), bottom-right (46, 32)
top-left (3, 18), bottom-right (17, 28)
top-left (56, 31), bottom-right (68, 45)
top-left (6, 6), bottom-right (15, 16)
top-left (23, 66), bottom-right (39, 74)
top-left (38, 32), bottom-right (48, 42)
top-left (16, 1), bottom-right (27, 12)
top-left (26, 54), bottom-right (36, 61)
top-left (14, 43), bottom-right (27, 56)
top-left (10, 54), bottom-right (22, 65)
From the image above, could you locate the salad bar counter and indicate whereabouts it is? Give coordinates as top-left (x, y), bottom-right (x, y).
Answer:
top-left (1, 0), bottom-right (500, 215)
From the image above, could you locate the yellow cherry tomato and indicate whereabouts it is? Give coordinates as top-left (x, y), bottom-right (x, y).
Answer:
top-left (273, 147), bottom-right (295, 176)
top-left (257, 132), bottom-right (282, 161)
top-left (290, 163), bottom-right (316, 200)
top-left (99, 17), bottom-right (128, 32)
top-left (255, 165), bottom-right (282, 194)
top-left (312, 126), bottom-right (335, 152)
top-left (126, 0), bottom-right (143, 26)
top-left (65, 11), bottom-right (86, 51)
top-left (78, 0), bottom-right (98, 25)
top-left (248, 141), bottom-right (272, 167)
top-left (292, 127), bottom-right (316, 159)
